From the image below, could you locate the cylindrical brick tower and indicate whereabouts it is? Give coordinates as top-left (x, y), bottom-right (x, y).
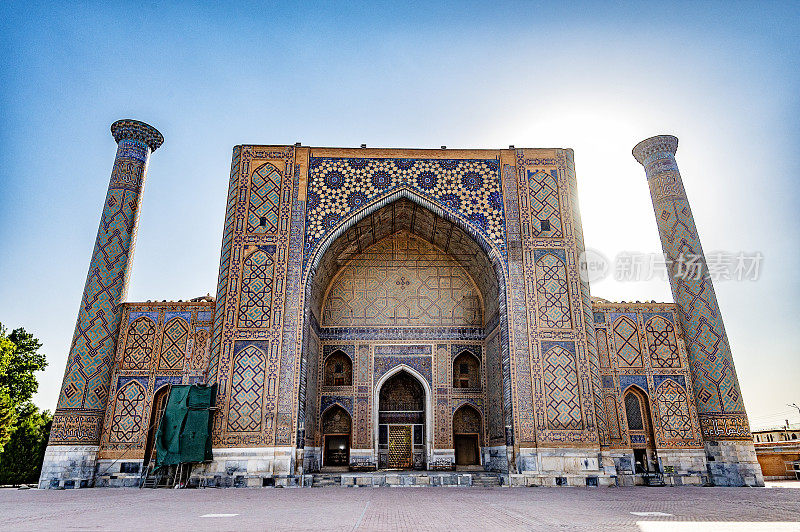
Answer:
top-left (39, 120), bottom-right (163, 489)
top-left (632, 135), bottom-right (763, 486)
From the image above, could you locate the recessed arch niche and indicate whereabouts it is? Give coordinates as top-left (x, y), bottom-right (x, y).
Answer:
top-left (299, 196), bottom-right (510, 471)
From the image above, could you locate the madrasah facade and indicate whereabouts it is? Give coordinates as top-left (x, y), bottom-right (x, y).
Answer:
top-left (39, 119), bottom-right (764, 489)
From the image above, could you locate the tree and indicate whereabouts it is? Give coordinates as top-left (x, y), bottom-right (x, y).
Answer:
top-left (0, 324), bottom-right (49, 482)
top-left (0, 326), bottom-right (47, 404)
top-left (0, 403), bottom-right (51, 485)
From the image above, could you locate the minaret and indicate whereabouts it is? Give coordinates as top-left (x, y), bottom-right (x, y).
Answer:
top-left (39, 120), bottom-right (163, 489)
top-left (632, 135), bottom-right (763, 486)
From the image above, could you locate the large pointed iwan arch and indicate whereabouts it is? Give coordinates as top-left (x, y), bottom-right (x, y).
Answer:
top-left (296, 188), bottom-right (514, 466)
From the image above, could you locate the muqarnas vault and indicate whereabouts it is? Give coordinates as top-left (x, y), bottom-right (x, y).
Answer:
top-left (39, 120), bottom-right (764, 489)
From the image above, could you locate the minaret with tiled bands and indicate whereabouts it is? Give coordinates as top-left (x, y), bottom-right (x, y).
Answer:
top-left (632, 135), bottom-right (763, 486)
top-left (39, 120), bottom-right (163, 489)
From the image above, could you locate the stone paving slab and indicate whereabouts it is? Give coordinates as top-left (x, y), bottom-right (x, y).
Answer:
top-left (0, 485), bottom-right (798, 531)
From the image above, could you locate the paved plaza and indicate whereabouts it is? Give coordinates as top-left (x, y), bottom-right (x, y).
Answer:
top-left (1, 484), bottom-right (799, 531)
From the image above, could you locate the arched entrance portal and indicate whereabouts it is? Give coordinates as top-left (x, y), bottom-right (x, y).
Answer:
top-left (321, 405), bottom-right (351, 468)
top-left (300, 195), bottom-right (510, 472)
top-left (624, 387), bottom-right (657, 474)
top-left (377, 370), bottom-right (426, 469)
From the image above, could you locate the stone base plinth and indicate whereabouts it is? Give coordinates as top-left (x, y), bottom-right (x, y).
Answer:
top-left (705, 440), bottom-right (765, 487)
top-left (95, 459), bottom-right (145, 488)
top-left (38, 445), bottom-right (99, 489)
top-left (189, 446), bottom-right (296, 488)
top-left (657, 448), bottom-right (707, 486)
top-left (512, 447), bottom-right (611, 486)
top-left (483, 444), bottom-right (509, 472)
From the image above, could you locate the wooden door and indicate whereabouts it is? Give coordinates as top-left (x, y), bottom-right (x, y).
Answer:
top-left (455, 434), bottom-right (479, 466)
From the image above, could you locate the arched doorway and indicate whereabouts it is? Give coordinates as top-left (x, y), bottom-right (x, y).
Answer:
top-left (624, 387), bottom-right (657, 473)
top-left (321, 405), bottom-right (351, 468)
top-left (377, 370), bottom-right (426, 469)
top-left (143, 385), bottom-right (171, 470)
top-left (453, 404), bottom-right (482, 467)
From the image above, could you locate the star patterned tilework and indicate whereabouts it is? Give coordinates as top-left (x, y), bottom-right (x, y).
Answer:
top-left (304, 157), bottom-right (505, 265)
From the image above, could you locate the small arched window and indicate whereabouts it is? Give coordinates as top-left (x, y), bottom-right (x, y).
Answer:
top-left (624, 391), bottom-right (644, 431)
top-left (324, 351), bottom-right (353, 386)
top-left (452, 351), bottom-right (480, 389)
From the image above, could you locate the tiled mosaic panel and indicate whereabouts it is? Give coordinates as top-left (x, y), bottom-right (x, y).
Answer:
top-left (644, 314), bottom-right (680, 368)
top-left (484, 329), bottom-right (505, 444)
top-left (304, 157), bottom-right (506, 264)
top-left (596, 328), bottom-right (610, 368)
top-left (612, 316), bottom-right (643, 368)
top-left (237, 248), bottom-right (275, 329)
top-left (209, 146), bottom-right (296, 449)
top-left (526, 169), bottom-right (563, 237)
top-left (322, 232), bottom-right (482, 327)
top-left (593, 304), bottom-right (702, 450)
top-left (123, 317), bottom-right (156, 368)
top-left (500, 162), bottom-right (534, 444)
top-left (642, 150), bottom-right (749, 439)
top-left (51, 140), bottom-right (152, 445)
top-left (247, 163), bottom-right (281, 234)
top-left (542, 342), bottom-right (582, 430)
top-left (98, 302), bottom-right (213, 459)
top-left (158, 317), bottom-right (189, 370)
top-left (512, 150), bottom-right (601, 446)
top-left (656, 378), bottom-right (693, 440)
top-left (109, 379), bottom-right (146, 443)
top-left (534, 251), bottom-right (572, 329)
top-left (227, 343), bottom-right (267, 432)
top-left (604, 394), bottom-right (622, 441)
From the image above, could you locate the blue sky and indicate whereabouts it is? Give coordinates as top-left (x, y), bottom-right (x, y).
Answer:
top-left (1, 1), bottom-right (798, 429)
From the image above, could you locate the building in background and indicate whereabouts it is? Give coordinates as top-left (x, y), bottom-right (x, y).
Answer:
top-left (752, 423), bottom-right (800, 480)
top-left (38, 122), bottom-right (764, 489)
top-left (753, 423), bottom-right (800, 444)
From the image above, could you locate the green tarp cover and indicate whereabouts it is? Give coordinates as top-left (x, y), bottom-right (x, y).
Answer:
top-left (154, 384), bottom-right (216, 468)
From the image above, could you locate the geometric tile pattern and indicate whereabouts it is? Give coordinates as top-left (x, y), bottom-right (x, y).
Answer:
top-left (527, 170), bottom-right (563, 237)
top-left (98, 301), bottom-right (213, 460)
top-left (596, 328), bottom-right (610, 368)
top-left (247, 163), bottom-right (281, 234)
top-left (304, 157), bottom-right (505, 264)
top-left (535, 252), bottom-right (571, 329)
top-left (321, 232), bottom-right (482, 327)
top-left (227, 344), bottom-right (266, 432)
top-left (123, 316), bottom-right (156, 369)
top-left (613, 316), bottom-right (643, 368)
top-left (635, 138), bottom-right (750, 439)
top-left (192, 327), bottom-right (210, 370)
top-left (158, 317), bottom-right (189, 370)
top-left (656, 378), bottom-right (693, 440)
top-left (594, 301), bottom-right (703, 450)
top-left (645, 315), bottom-right (680, 368)
top-left (542, 343), bottom-right (582, 430)
top-left (604, 394), bottom-right (621, 441)
top-left (237, 248), bottom-right (274, 329)
top-left (109, 379), bottom-right (146, 443)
